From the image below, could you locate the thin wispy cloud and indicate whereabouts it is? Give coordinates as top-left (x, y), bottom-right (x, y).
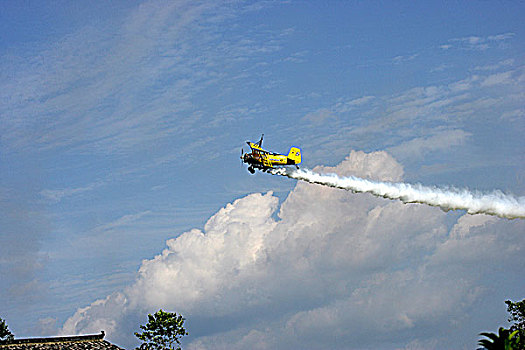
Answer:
top-left (392, 53), bottom-right (419, 64)
top-left (473, 59), bottom-right (515, 71)
top-left (0, 1), bottom-right (288, 156)
top-left (441, 32), bottom-right (515, 51)
top-left (333, 96), bottom-right (375, 113)
top-left (40, 181), bottom-right (105, 203)
top-left (94, 211), bottom-right (153, 232)
top-left (480, 70), bottom-right (514, 87)
top-left (387, 129), bottom-right (471, 160)
top-left (290, 61), bottom-right (524, 177)
top-left (302, 108), bottom-right (337, 124)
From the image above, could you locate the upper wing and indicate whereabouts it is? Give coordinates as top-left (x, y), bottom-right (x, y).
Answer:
top-left (247, 141), bottom-right (269, 153)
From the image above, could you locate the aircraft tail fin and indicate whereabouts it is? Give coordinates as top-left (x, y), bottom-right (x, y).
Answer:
top-left (287, 147), bottom-right (301, 165)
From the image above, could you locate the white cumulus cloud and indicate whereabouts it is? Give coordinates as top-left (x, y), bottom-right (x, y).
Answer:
top-left (61, 151), bottom-right (525, 349)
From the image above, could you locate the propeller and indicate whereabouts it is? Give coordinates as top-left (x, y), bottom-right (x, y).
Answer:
top-left (240, 148), bottom-right (244, 165)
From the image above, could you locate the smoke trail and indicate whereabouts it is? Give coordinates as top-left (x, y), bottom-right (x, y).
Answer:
top-left (270, 168), bottom-right (525, 219)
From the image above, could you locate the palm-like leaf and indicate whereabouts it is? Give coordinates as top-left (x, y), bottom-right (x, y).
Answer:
top-left (478, 328), bottom-right (507, 349)
top-left (478, 327), bottom-right (521, 350)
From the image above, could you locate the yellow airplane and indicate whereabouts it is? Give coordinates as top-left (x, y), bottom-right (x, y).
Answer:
top-left (241, 134), bottom-right (301, 174)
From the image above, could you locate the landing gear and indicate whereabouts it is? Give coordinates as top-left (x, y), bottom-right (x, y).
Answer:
top-left (248, 166), bottom-right (255, 174)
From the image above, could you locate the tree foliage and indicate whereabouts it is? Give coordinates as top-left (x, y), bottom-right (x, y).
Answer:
top-left (506, 299), bottom-right (525, 333)
top-left (0, 317), bottom-right (14, 342)
top-left (135, 310), bottom-right (188, 350)
top-left (506, 299), bottom-right (525, 349)
top-left (478, 327), bottom-right (520, 350)
top-left (478, 299), bottom-right (525, 350)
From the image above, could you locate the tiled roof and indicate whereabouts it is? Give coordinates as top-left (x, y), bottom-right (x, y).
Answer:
top-left (0, 331), bottom-right (124, 350)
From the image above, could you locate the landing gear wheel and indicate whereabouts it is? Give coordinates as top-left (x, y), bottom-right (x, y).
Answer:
top-left (248, 166), bottom-right (255, 174)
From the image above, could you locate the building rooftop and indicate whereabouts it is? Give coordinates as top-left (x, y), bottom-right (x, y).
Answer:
top-left (0, 331), bottom-right (124, 349)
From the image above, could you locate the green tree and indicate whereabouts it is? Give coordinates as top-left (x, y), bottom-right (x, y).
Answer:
top-left (506, 299), bottom-right (525, 349)
top-left (135, 309), bottom-right (188, 350)
top-left (478, 327), bottom-right (520, 350)
top-left (478, 299), bottom-right (525, 350)
top-left (506, 300), bottom-right (525, 331)
top-left (0, 317), bottom-right (14, 342)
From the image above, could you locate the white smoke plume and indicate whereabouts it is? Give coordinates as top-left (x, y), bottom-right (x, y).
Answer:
top-left (270, 167), bottom-right (525, 219)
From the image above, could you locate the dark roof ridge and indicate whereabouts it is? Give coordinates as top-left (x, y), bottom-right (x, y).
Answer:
top-left (0, 331), bottom-right (105, 346)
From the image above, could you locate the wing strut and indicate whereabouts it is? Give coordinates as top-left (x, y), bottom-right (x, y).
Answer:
top-left (257, 134), bottom-right (264, 147)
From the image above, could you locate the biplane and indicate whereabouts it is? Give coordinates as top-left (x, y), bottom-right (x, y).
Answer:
top-left (241, 134), bottom-right (301, 174)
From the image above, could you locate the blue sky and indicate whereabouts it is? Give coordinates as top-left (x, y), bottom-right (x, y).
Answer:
top-left (1, 1), bottom-right (524, 349)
